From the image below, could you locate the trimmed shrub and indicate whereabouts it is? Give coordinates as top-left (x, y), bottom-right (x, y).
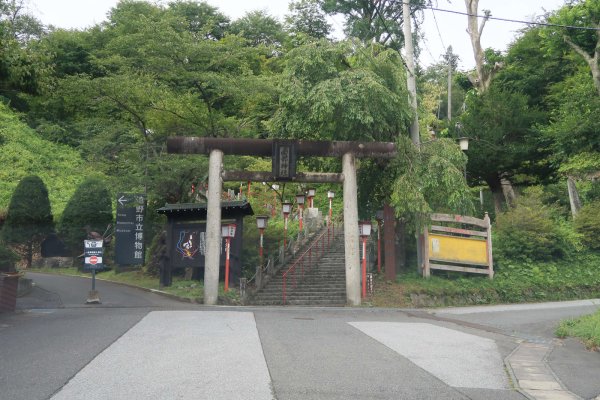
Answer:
top-left (59, 177), bottom-right (113, 255)
top-left (494, 187), bottom-right (576, 262)
top-left (573, 201), bottom-right (600, 250)
top-left (1, 175), bottom-right (54, 267)
top-left (0, 243), bottom-right (19, 272)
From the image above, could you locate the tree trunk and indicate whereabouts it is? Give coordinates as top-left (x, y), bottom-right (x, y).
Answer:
top-left (567, 176), bottom-right (582, 217)
top-left (464, 0), bottom-right (502, 93)
top-left (395, 218), bottom-right (406, 271)
top-left (500, 177), bottom-right (517, 208)
top-left (563, 28), bottom-right (600, 96)
top-left (485, 174), bottom-right (506, 214)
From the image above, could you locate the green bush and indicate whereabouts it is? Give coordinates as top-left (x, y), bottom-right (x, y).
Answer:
top-left (59, 177), bottom-right (113, 255)
top-left (1, 175), bottom-right (54, 267)
top-left (573, 201), bottom-right (600, 250)
top-left (494, 187), bottom-right (576, 262)
top-left (0, 243), bottom-right (19, 272)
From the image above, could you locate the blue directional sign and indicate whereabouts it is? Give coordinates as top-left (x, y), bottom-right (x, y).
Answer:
top-left (115, 193), bottom-right (146, 265)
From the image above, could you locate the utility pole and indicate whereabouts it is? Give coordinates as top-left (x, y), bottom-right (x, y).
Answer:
top-left (445, 46), bottom-right (458, 122)
top-left (403, 0), bottom-right (419, 145)
top-left (447, 54), bottom-right (452, 121)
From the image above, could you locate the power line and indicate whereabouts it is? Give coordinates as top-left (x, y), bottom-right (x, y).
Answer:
top-left (429, 6), bottom-right (600, 31)
top-left (429, 6), bottom-right (445, 51)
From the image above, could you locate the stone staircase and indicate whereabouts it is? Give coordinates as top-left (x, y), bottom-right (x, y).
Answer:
top-left (250, 229), bottom-right (346, 306)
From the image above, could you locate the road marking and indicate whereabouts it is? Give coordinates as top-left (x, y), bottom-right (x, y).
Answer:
top-left (435, 299), bottom-right (600, 315)
top-left (51, 311), bottom-right (274, 400)
top-left (349, 322), bottom-right (509, 390)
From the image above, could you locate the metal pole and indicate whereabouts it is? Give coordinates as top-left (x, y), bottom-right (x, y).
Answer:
top-left (403, 0), bottom-right (420, 145)
top-left (92, 269), bottom-right (96, 291)
top-left (259, 228), bottom-right (264, 267)
top-left (299, 205), bottom-right (303, 231)
top-left (284, 215), bottom-right (288, 248)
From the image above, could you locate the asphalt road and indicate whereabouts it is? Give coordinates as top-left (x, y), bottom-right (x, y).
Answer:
top-left (1, 273), bottom-right (599, 400)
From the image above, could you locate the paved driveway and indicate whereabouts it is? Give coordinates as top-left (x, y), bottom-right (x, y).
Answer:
top-left (1, 273), bottom-right (598, 400)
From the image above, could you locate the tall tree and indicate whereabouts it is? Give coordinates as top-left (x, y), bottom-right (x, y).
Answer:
top-left (59, 177), bottom-right (113, 256)
top-left (320, 0), bottom-right (421, 51)
top-left (167, 0), bottom-right (230, 41)
top-left (230, 10), bottom-right (286, 48)
top-left (285, 0), bottom-right (331, 40)
top-left (0, 0), bottom-right (50, 106)
top-left (1, 175), bottom-right (54, 267)
top-left (460, 86), bottom-right (544, 212)
top-left (464, 0), bottom-right (503, 92)
top-left (548, 0), bottom-right (600, 95)
top-left (268, 40), bottom-right (411, 142)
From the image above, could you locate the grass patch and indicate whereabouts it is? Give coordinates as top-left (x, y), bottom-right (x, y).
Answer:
top-left (556, 309), bottom-right (600, 350)
top-left (372, 252), bottom-right (600, 308)
top-left (26, 266), bottom-right (240, 304)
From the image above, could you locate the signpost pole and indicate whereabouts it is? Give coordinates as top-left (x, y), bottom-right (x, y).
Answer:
top-left (84, 240), bottom-right (103, 304)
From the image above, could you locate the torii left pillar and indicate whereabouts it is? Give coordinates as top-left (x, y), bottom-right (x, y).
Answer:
top-left (204, 149), bottom-right (223, 305)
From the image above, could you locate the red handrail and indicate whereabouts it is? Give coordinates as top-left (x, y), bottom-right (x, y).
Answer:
top-left (282, 220), bottom-right (339, 305)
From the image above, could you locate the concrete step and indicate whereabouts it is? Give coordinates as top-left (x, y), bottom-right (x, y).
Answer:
top-left (250, 230), bottom-right (349, 306)
top-left (253, 298), bottom-right (346, 307)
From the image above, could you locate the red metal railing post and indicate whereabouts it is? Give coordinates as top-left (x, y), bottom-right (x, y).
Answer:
top-left (283, 276), bottom-right (287, 304)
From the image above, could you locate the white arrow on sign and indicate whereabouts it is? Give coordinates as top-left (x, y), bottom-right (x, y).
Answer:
top-left (118, 195), bottom-right (129, 207)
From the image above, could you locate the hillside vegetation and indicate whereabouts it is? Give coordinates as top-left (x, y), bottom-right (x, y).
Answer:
top-left (0, 104), bottom-right (94, 217)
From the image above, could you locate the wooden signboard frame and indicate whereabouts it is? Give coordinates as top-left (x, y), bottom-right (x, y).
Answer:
top-left (423, 213), bottom-right (493, 279)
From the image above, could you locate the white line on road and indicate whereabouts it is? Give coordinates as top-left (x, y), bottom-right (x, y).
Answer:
top-left (435, 299), bottom-right (600, 315)
top-left (51, 311), bottom-right (274, 400)
top-left (349, 322), bottom-right (509, 390)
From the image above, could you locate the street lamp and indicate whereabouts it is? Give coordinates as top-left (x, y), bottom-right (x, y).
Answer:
top-left (255, 215), bottom-right (268, 268)
top-left (295, 193), bottom-right (305, 231)
top-left (221, 223), bottom-right (237, 293)
top-left (282, 201), bottom-right (292, 248)
top-left (359, 221), bottom-right (372, 298)
top-left (375, 210), bottom-right (384, 274)
top-left (307, 188), bottom-right (316, 208)
top-left (457, 136), bottom-right (469, 180)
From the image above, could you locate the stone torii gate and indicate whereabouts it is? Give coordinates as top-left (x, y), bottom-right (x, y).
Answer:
top-left (167, 137), bottom-right (397, 306)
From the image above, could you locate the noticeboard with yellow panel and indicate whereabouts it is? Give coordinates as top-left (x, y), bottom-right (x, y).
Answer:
top-left (429, 234), bottom-right (488, 265)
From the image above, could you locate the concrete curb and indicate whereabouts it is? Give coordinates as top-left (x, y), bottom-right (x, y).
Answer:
top-left (506, 341), bottom-right (583, 400)
top-left (504, 341), bottom-right (535, 400)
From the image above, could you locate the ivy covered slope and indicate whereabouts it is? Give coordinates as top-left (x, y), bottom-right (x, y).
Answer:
top-left (0, 104), bottom-right (95, 217)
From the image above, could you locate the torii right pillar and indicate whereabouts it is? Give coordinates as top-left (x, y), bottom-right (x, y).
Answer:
top-left (342, 152), bottom-right (361, 306)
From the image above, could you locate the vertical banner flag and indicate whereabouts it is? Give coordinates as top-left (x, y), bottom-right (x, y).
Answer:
top-left (115, 193), bottom-right (146, 265)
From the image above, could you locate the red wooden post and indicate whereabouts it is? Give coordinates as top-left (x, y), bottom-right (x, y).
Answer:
top-left (362, 237), bottom-right (367, 298)
top-left (224, 237), bottom-right (231, 292)
top-left (377, 220), bottom-right (382, 273)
